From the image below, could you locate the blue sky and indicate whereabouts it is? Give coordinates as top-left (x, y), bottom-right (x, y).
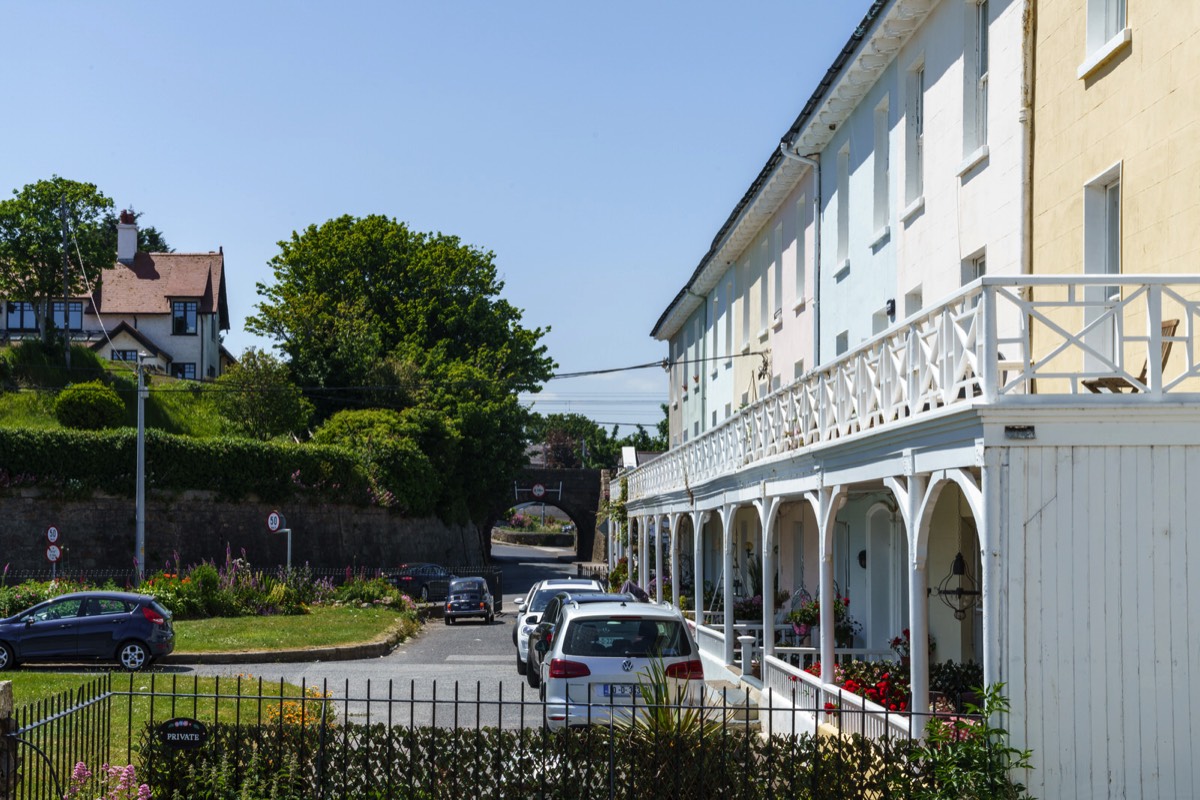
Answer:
top-left (3, 2), bottom-right (871, 430)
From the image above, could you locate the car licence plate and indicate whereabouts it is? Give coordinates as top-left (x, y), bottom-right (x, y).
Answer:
top-left (602, 684), bottom-right (640, 698)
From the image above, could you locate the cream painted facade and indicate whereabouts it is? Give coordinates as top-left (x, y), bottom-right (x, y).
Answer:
top-left (1031, 0), bottom-right (1200, 383)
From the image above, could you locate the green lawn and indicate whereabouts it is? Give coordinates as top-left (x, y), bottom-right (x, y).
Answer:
top-left (174, 604), bottom-right (415, 653)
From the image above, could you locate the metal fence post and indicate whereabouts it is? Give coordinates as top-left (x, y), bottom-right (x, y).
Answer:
top-left (0, 682), bottom-right (16, 799)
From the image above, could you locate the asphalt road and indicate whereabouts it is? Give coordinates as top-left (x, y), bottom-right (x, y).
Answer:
top-left (156, 540), bottom-right (587, 727)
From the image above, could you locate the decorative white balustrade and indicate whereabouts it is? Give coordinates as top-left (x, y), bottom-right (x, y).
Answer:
top-left (763, 654), bottom-right (913, 741)
top-left (628, 276), bottom-right (1200, 501)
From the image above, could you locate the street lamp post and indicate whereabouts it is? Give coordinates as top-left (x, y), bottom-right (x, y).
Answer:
top-left (135, 353), bottom-right (147, 585)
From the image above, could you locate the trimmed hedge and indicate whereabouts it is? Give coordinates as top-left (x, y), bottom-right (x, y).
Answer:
top-left (0, 427), bottom-right (368, 503)
top-left (54, 380), bottom-right (125, 430)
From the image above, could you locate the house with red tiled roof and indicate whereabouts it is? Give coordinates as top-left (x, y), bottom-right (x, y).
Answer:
top-left (1, 211), bottom-right (231, 379)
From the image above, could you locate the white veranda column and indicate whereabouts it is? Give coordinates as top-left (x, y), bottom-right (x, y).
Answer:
top-left (808, 485), bottom-right (846, 687)
top-left (757, 494), bottom-right (782, 659)
top-left (691, 509), bottom-right (707, 622)
top-left (722, 502), bottom-right (737, 666)
top-left (654, 513), bottom-right (664, 602)
top-left (887, 473), bottom-right (930, 734)
top-left (669, 512), bottom-right (682, 607)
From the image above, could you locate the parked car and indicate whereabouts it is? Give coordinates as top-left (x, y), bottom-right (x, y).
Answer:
top-left (513, 577), bottom-right (604, 675)
top-left (526, 591), bottom-right (633, 688)
top-left (536, 600), bottom-right (704, 730)
top-left (444, 577), bottom-right (494, 625)
top-left (385, 563), bottom-right (456, 602)
top-left (0, 591), bottom-right (174, 672)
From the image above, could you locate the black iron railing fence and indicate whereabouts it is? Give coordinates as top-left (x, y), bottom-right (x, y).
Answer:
top-left (6, 672), bottom-right (1012, 800)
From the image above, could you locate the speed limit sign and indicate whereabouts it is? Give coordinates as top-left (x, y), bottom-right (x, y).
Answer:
top-left (46, 525), bottom-right (60, 543)
top-left (266, 510), bottom-right (286, 533)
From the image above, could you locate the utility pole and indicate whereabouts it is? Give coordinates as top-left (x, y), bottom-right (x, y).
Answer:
top-left (60, 199), bottom-right (70, 370)
top-left (135, 353), bottom-right (147, 585)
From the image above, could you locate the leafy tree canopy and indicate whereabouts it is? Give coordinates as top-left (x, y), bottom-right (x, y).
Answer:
top-left (211, 348), bottom-right (313, 441)
top-left (246, 215), bottom-right (555, 405)
top-left (527, 409), bottom-right (668, 470)
top-left (0, 177), bottom-right (115, 341)
top-left (249, 215), bottom-right (555, 525)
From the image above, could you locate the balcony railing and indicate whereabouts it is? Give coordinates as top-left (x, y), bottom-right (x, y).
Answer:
top-left (628, 275), bottom-right (1200, 500)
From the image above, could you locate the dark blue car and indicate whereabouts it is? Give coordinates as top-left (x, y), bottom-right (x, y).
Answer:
top-left (0, 591), bottom-right (174, 671)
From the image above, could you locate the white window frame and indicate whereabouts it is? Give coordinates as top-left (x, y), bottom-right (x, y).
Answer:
top-left (772, 222), bottom-right (784, 326)
top-left (1080, 0), bottom-right (1131, 79)
top-left (1083, 162), bottom-right (1123, 369)
top-left (793, 195), bottom-right (807, 311)
top-left (872, 96), bottom-right (891, 243)
top-left (904, 59), bottom-right (926, 215)
top-left (960, 0), bottom-right (989, 174)
top-left (836, 144), bottom-right (850, 270)
top-left (757, 236), bottom-right (770, 341)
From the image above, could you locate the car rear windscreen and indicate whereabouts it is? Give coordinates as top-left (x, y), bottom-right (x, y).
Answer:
top-left (562, 618), bottom-right (692, 658)
top-left (449, 580), bottom-right (481, 593)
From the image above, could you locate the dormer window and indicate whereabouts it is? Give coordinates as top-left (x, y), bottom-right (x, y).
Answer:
top-left (172, 301), bottom-right (198, 335)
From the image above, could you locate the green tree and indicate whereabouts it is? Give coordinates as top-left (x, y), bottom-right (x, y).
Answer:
top-left (246, 215), bottom-right (554, 405)
top-left (247, 215), bottom-right (555, 523)
top-left (0, 177), bottom-right (115, 342)
top-left (211, 348), bottom-right (313, 441)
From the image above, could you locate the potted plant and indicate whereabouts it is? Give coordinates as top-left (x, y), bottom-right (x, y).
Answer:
top-left (889, 628), bottom-right (936, 666)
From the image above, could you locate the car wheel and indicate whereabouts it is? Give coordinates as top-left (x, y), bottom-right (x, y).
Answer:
top-left (420, 586), bottom-right (429, 602)
top-left (527, 663), bottom-right (540, 689)
top-left (118, 641), bottom-right (150, 672)
top-left (446, 615), bottom-right (455, 626)
top-left (486, 612), bottom-right (494, 625)
top-left (443, 614), bottom-right (451, 626)
top-left (0, 642), bottom-right (13, 671)
top-left (516, 654), bottom-right (527, 676)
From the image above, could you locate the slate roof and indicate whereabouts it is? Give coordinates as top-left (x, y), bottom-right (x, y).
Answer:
top-left (95, 251), bottom-right (229, 329)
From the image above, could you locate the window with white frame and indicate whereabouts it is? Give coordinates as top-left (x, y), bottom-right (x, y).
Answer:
top-left (740, 258), bottom-right (750, 349)
top-left (963, 251), bottom-right (987, 307)
top-left (758, 237), bottom-right (769, 337)
top-left (724, 278), bottom-right (733, 363)
top-left (772, 222), bottom-right (783, 322)
top-left (111, 349), bottom-right (138, 362)
top-left (1087, 0), bottom-right (1127, 53)
top-left (873, 97), bottom-right (890, 236)
top-left (1083, 163), bottom-right (1122, 367)
top-left (905, 61), bottom-right (925, 206)
top-left (836, 145), bottom-right (850, 266)
top-left (963, 0), bottom-right (989, 159)
top-left (713, 290), bottom-right (722, 374)
top-left (794, 195), bottom-right (807, 306)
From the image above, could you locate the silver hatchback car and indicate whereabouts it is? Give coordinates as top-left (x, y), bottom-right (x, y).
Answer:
top-left (536, 600), bottom-right (704, 730)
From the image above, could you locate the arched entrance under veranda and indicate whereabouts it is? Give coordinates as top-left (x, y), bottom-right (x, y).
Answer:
top-left (918, 479), bottom-right (984, 668)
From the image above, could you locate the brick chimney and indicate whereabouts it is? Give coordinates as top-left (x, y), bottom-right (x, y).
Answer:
top-left (117, 209), bottom-right (137, 264)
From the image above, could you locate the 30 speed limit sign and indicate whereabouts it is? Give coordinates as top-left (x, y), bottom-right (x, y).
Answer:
top-left (266, 510), bottom-right (286, 533)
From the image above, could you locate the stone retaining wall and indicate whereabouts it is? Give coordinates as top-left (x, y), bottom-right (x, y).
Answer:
top-left (0, 491), bottom-right (483, 572)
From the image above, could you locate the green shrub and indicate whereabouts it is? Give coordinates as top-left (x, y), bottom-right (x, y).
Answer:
top-left (334, 577), bottom-right (401, 606)
top-left (53, 380), bottom-right (125, 430)
top-left (0, 427), bottom-right (369, 502)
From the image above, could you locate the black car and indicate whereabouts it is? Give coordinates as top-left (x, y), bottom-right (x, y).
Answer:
top-left (0, 591), bottom-right (174, 672)
top-left (525, 591), bottom-right (633, 688)
top-left (443, 577), bottom-right (494, 625)
top-left (385, 563), bottom-right (457, 602)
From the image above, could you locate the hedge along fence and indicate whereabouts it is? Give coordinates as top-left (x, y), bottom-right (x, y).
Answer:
top-left (0, 427), bottom-right (369, 504)
top-left (139, 720), bottom-right (926, 800)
